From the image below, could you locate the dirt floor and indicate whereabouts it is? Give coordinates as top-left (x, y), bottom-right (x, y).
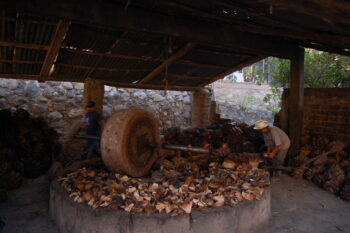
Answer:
top-left (0, 174), bottom-right (349, 233)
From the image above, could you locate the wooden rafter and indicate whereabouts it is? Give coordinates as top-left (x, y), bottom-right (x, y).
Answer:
top-left (40, 20), bottom-right (70, 80)
top-left (0, 40), bottom-right (49, 50)
top-left (104, 81), bottom-right (199, 91)
top-left (57, 63), bottom-right (151, 73)
top-left (199, 56), bottom-right (265, 87)
top-left (0, 59), bottom-right (43, 64)
top-left (0, 73), bottom-right (198, 91)
top-left (62, 48), bottom-right (161, 61)
top-left (138, 42), bottom-right (197, 84)
top-left (0, 74), bottom-right (42, 80)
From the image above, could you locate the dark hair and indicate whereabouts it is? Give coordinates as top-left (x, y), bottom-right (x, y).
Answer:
top-left (86, 101), bottom-right (95, 108)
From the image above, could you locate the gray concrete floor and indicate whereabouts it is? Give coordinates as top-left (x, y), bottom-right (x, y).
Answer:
top-left (0, 174), bottom-right (349, 233)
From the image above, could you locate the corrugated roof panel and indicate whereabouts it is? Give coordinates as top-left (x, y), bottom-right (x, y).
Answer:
top-left (122, 31), bottom-right (184, 47)
top-left (52, 65), bottom-right (86, 79)
top-left (168, 63), bottom-right (226, 77)
top-left (98, 56), bottom-right (160, 69)
top-left (14, 63), bottom-right (42, 75)
top-left (90, 70), bottom-right (126, 81)
top-left (15, 47), bottom-right (46, 61)
top-left (56, 50), bottom-right (99, 66)
top-left (0, 63), bottom-right (12, 74)
top-left (111, 40), bottom-right (169, 59)
top-left (91, 70), bottom-right (149, 83)
top-left (0, 17), bottom-right (16, 41)
top-left (121, 71), bottom-right (149, 83)
top-left (182, 47), bottom-right (252, 67)
top-left (0, 46), bottom-right (12, 60)
top-left (63, 24), bottom-right (123, 52)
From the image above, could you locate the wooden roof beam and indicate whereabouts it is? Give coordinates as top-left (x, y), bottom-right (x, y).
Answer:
top-left (104, 81), bottom-right (199, 92)
top-left (40, 20), bottom-right (70, 81)
top-left (62, 47), bottom-right (161, 61)
top-left (138, 42), bottom-right (197, 84)
top-left (0, 0), bottom-right (299, 59)
top-left (0, 40), bottom-right (49, 50)
top-left (57, 63), bottom-right (151, 73)
top-left (199, 56), bottom-right (265, 87)
top-left (0, 59), bottom-right (43, 64)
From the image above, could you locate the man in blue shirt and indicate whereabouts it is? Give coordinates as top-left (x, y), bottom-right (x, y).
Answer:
top-left (82, 101), bottom-right (103, 159)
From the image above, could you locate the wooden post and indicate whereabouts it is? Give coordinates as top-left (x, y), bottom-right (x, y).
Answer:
top-left (83, 78), bottom-right (105, 114)
top-left (289, 48), bottom-right (304, 155)
top-left (191, 88), bottom-right (212, 128)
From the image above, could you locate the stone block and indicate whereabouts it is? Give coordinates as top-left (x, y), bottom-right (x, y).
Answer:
top-left (24, 82), bottom-right (40, 98)
top-left (48, 111), bottom-right (63, 121)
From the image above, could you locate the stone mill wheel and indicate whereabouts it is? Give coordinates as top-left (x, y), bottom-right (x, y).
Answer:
top-left (101, 109), bottom-right (160, 177)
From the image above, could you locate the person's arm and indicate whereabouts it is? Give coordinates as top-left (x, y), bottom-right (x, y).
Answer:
top-left (269, 129), bottom-right (282, 158)
top-left (269, 144), bottom-right (282, 158)
top-left (267, 146), bottom-right (273, 153)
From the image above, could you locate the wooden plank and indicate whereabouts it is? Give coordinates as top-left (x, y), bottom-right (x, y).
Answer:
top-left (0, 74), bottom-right (41, 80)
top-left (62, 47), bottom-right (161, 61)
top-left (0, 73), bottom-right (198, 91)
top-left (0, 59), bottom-right (43, 64)
top-left (40, 20), bottom-right (70, 80)
top-left (0, 73), bottom-right (85, 83)
top-left (138, 42), bottom-right (197, 84)
top-left (0, 40), bottom-right (49, 50)
top-left (0, 1), bottom-right (299, 58)
top-left (199, 56), bottom-right (264, 87)
top-left (104, 81), bottom-right (199, 91)
top-left (288, 48), bottom-right (305, 156)
top-left (57, 63), bottom-right (151, 72)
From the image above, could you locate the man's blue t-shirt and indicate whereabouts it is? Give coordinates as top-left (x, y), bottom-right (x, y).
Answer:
top-left (85, 111), bottom-right (102, 136)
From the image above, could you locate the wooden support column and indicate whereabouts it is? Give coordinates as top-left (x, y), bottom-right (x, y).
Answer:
top-left (83, 78), bottom-right (105, 114)
top-left (289, 48), bottom-right (305, 155)
top-left (191, 88), bottom-right (212, 128)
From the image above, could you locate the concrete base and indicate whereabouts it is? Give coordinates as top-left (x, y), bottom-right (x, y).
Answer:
top-left (50, 181), bottom-right (271, 233)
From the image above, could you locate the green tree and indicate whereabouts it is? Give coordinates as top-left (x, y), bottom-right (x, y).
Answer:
top-left (271, 49), bottom-right (350, 88)
top-left (263, 49), bottom-right (350, 109)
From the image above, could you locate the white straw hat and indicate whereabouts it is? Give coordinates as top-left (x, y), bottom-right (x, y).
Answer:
top-left (253, 120), bottom-right (269, 130)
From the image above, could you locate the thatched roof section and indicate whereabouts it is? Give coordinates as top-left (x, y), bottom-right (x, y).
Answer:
top-left (0, 0), bottom-right (349, 90)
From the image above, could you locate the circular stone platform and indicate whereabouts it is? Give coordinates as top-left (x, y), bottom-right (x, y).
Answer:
top-left (50, 181), bottom-right (271, 233)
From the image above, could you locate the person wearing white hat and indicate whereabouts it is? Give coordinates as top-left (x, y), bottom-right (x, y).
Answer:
top-left (254, 120), bottom-right (290, 177)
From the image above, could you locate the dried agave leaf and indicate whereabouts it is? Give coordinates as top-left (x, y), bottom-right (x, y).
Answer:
top-left (100, 195), bottom-right (112, 202)
top-left (155, 203), bottom-right (167, 213)
top-left (183, 176), bottom-right (193, 186)
top-left (180, 201), bottom-right (192, 214)
top-left (222, 159), bottom-right (235, 169)
top-left (124, 203), bottom-right (134, 212)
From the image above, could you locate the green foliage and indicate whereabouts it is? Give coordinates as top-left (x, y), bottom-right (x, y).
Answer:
top-left (262, 49), bottom-right (350, 110)
top-left (246, 95), bottom-right (255, 105)
top-left (270, 49), bottom-right (350, 88)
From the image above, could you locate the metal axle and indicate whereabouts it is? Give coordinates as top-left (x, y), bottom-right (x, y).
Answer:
top-left (76, 134), bottom-right (210, 154)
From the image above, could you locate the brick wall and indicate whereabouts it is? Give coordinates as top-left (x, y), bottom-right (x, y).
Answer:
top-left (282, 88), bottom-right (350, 144)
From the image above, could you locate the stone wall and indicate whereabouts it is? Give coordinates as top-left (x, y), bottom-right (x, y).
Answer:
top-left (282, 88), bottom-right (350, 144)
top-left (0, 79), bottom-right (192, 140)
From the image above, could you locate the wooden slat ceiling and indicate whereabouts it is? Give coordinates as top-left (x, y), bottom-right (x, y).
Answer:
top-left (0, 0), bottom-right (349, 91)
